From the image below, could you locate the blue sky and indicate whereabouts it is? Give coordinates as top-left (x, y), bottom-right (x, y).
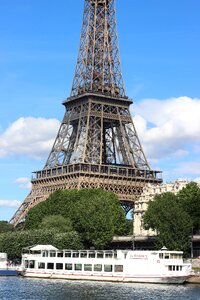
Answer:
top-left (0, 0), bottom-right (200, 221)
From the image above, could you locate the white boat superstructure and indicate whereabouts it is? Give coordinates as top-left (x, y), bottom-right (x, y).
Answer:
top-left (17, 245), bottom-right (192, 284)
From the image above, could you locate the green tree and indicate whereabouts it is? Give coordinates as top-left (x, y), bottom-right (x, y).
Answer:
top-left (0, 229), bottom-right (83, 258)
top-left (143, 192), bottom-right (192, 253)
top-left (177, 182), bottom-right (200, 234)
top-left (0, 221), bottom-right (14, 233)
top-left (40, 215), bottom-right (73, 232)
top-left (25, 188), bottom-right (128, 249)
top-left (72, 189), bottom-right (128, 249)
top-left (25, 190), bottom-right (80, 229)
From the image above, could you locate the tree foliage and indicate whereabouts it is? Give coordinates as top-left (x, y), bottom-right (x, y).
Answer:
top-left (0, 221), bottom-right (14, 233)
top-left (143, 192), bottom-right (192, 253)
top-left (39, 215), bottom-right (73, 232)
top-left (0, 229), bottom-right (83, 259)
top-left (177, 182), bottom-right (200, 234)
top-left (25, 188), bottom-right (128, 249)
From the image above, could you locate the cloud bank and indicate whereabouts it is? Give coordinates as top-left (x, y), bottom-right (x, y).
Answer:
top-left (0, 117), bottom-right (60, 159)
top-left (0, 200), bottom-right (21, 208)
top-left (132, 96), bottom-right (200, 160)
top-left (15, 177), bottom-right (32, 189)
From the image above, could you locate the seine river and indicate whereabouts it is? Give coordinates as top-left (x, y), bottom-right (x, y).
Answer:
top-left (0, 277), bottom-right (200, 300)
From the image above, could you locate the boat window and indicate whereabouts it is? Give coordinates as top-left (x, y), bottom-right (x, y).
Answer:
top-left (56, 263), bottom-right (63, 270)
top-left (159, 253), bottom-right (163, 259)
top-left (88, 252), bottom-right (95, 258)
top-left (75, 264), bottom-right (82, 271)
top-left (25, 260), bottom-right (28, 268)
top-left (47, 263), bottom-right (54, 270)
top-left (73, 252), bottom-right (79, 258)
top-left (80, 252), bottom-right (87, 258)
top-left (168, 265), bottom-right (182, 272)
top-left (168, 266), bottom-right (172, 271)
top-left (57, 252), bottom-right (63, 258)
top-left (65, 263), bottom-right (73, 271)
top-left (114, 265), bottom-right (123, 273)
top-left (84, 264), bottom-right (92, 271)
top-left (94, 264), bottom-right (102, 272)
top-left (65, 252), bottom-right (71, 258)
top-left (105, 252), bottom-right (113, 258)
top-left (164, 253), bottom-right (170, 259)
top-left (104, 264), bottom-right (113, 272)
top-left (97, 252), bottom-right (104, 259)
top-left (50, 251), bottom-right (56, 257)
top-left (29, 260), bottom-right (35, 269)
top-left (42, 251), bottom-right (48, 257)
top-left (38, 262), bottom-right (45, 269)
top-left (170, 254), bottom-right (182, 260)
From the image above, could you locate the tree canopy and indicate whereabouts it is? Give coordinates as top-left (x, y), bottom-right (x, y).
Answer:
top-left (143, 182), bottom-right (200, 253)
top-left (177, 182), bottom-right (200, 234)
top-left (0, 221), bottom-right (13, 233)
top-left (25, 188), bottom-right (129, 249)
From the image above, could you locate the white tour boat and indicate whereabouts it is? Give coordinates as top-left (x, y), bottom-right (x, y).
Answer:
top-left (17, 245), bottom-right (191, 284)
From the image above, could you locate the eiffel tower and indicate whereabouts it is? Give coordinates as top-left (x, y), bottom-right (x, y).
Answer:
top-left (10, 0), bottom-right (162, 227)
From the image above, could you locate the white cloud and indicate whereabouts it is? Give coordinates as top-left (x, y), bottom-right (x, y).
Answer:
top-left (132, 96), bottom-right (200, 160)
top-left (0, 200), bottom-right (21, 208)
top-left (0, 117), bottom-right (60, 159)
top-left (174, 162), bottom-right (200, 176)
top-left (15, 177), bottom-right (32, 189)
top-left (194, 177), bottom-right (200, 184)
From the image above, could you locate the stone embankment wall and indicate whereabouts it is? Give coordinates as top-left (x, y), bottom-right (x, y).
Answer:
top-left (192, 259), bottom-right (200, 269)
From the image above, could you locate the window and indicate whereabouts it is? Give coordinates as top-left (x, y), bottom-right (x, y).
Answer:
top-left (29, 260), bottom-right (35, 269)
top-left (105, 252), bottom-right (113, 258)
top-left (65, 252), bottom-right (71, 258)
top-left (114, 265), bottom-right (123, 273)
top-left (75, 264), bottom-right (82, 271)
top-left (38, 262), bottom-right (45, 269)
top-left (168, 266), bottom-right (172, 271)
top-left (104, 265), bottom-right (112, 272)
top-left (97, 252), bottom-right (104, 259)
top-left (159, 253), bottom-right (163, 259)
top-left (88, 252), bottom-right (95, 258)
top-left (94, 264), bottom-right (102, 272)
top-left (73, 252), bottom-right (79, 258)
top-left (80, 252), bottom-right (87, 258)
top-left (164, 254), bottom-right (170, 259)
top-left (56, 263), bottom-right (63, 270)
top-left (65, 263), bottom-right (72, 271)
top-left (57, 252), bottom-right (63, 257)
top-left (50, 251), bottom-right (56, 257)
top-left (25, 260), bottom-right (28, 268)
top-left (42, 251), bottom-right (48, 257)
top-left (47, 263), bottom-right (54, 270)
top-left (84, 264), bottom-right (92, 271)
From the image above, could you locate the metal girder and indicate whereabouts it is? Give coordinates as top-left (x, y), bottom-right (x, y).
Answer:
top-left (71, 0), bottom-right (125, 98)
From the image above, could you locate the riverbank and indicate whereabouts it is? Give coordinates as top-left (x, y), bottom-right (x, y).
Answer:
top-left (186, 258), bottom-right (200, 284)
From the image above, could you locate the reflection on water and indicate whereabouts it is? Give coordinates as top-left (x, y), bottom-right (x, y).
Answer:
top-left (0, 278), bottom-right (200, 300)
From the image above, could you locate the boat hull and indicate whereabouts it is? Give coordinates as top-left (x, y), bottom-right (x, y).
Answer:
top-left (19, 271), bottom-right (189, 284)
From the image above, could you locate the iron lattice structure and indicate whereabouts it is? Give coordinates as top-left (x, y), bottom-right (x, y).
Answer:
top-left (10, 0), bottom-right (162, 227)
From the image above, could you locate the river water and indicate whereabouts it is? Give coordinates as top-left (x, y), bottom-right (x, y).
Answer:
top-left (0, 277), bottom-right (200, 300)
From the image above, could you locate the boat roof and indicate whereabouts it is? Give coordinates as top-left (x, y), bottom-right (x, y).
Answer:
top-left (29, 245), bottom-right (58, 251)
